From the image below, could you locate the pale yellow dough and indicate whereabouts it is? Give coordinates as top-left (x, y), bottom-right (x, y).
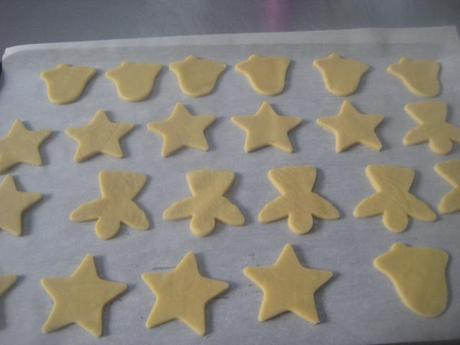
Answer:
top-left (0, 175), bottom-right (42, 236)
top-left (235, 55), bottom-right (290, 95)
top-left (244, 244), bottom-right (332, 324)
top-left (231, 102), bottom-right (302, 153)
top-left (70, 171), bottom-right (149, 240)
top-left (0, 120), bottom-right (51, 173)
top-left (404, 101), bottom-right (460, 155)
top-left (316, 100), bottom-right (384, 152)
top-left (169, 56), bottom-right (226, 97)
top-left (259, 166), bottom-right (339, 235)
top-left (387, 57), bottom-right (441, 97)
top-left (434, 159), bottom-right (460, 214)
top-left (147, 103), bottom-right (215, 157)
top-left (41, 254), bottom-right (127, 337)
top-left (0, 275), bottom-right (16, 296)
top-left (313, 53), bottom-right (369, 96)
top-left (163, 170), bottom-right (244, 237)
top-left (106, 61), bottom-right (162, 102)
top-left (142, 252), bottom-right (229, 336)
top-left (66, 110), bottom-right (134, 162)
top-left (374, 243), bottom-right (449, 318)
top-left (354, 165), bottom-right (436, 232)
top-left (41, 64), bottom-right (96, 104)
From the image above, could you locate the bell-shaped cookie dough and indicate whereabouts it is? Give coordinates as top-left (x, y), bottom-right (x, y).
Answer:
top-left (374, 243), bottom-right (449, 318)
top-left (313, 53), bottom-right (369, 96)
top-left (387, 57), bottom-right (441, 97)
top-left (106, 61), bottom-right (162, 102)
top-left (169, 56), bottom-right (226, 97)
top-left (235, 55), bottom-right (290, 96)
top-left (41, 64), bottom-right (96, 105)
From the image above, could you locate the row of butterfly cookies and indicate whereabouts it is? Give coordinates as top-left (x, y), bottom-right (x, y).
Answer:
top-left (2, 162), bottom-right (458, 240)
top-left (0, 241), bottom-right (450, 338)
top-left (40, 54), bottom-right (441, 105)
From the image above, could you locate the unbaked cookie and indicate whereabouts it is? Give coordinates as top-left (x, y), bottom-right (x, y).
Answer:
top-left (434, 159), bottom-right (460, 214)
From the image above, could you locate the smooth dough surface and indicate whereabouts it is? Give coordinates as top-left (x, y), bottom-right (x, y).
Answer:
top-left (235, 55), bottom-right (290, 95)
top-left (147, 103), bottom-right (215, 157)
top-left (70, 171), bottom-right (149, 240)
top-left (66, 110), bottom-right (134, 162)
top-left (387, 57), bottom-right (441, 97)
top-left (169, 56), bottom-right (226, 97)
top-left (434, 159), bottom-right (460, 214)
top-left (163, 170), bottom-right (244, 237)
top-left (231, 102), bottom-right (302, 153)
top-left (106, 61), bottom-right (162, 102)
top-left (41, 255), bottom-right (127, 337)
top-left (142, 252), bottom-right (229, 336)
top-left (404, 101), bottom-right (460, 155)
top-left (41, 64), bottom-right (96, 104)
top-left (354, 165), bottom-right (436, 232)
top-left (244, 244), bottom-right (333, 324)
top-left (313, 53), bottom-right (369, 96)
top-left (0, 275), bottom-right (17, 296)
top-left (316, 100), bottom-right (384, 152)
top-left (258, 166), bottom-right (339, 234)
top-left (0, 120), bottom-right (51, 173)
top-left (374, 243), bottom-right (449, 318)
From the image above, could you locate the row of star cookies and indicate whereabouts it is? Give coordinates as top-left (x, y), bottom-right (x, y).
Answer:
top-left (40, 55), bottom-right (441, 105)
top-left (2, 163), bottom-right (458, 239)
top-left (0, 242), bottom-right (450, 337)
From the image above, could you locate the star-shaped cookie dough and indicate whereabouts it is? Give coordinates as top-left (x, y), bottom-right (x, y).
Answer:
top-left (41, 64), bottom-right (96, 104)
top-left (142, 252), bottom-right (229, 336)
top-left (244, 244), bottom-right (333, 324)
top-left (434, 159), bottom-right (460, 214)
top-left (41, 254), bottom-right (127, 337)
top-left (163, 170), bottom-right (244, 237)
top-left (232, 102), bottom-right (302, 153)
top-left (313, 53), bottom-right (369, 96)
top-left (0, 175), bottom-right (42, 236)
top-left (316, 100), bottom-right (384, 152)
top-left (170, 56), bottom-right (226, 97)
top-left (147, 103), bottom-right (215, 157)
top-left (0, 120), bottom-right (51, 173)
top-left (235, 55), bottom-right (290, 95)
top-left (70, 171), bottom-right (149, 240)
top-left (66, 110), bottom-right (134, 162)
top-left (387, 57), bottom-right (441, 97)
top-left (259, 166), bottom-right (339, 234)
top-left (354, 165), bottom-right (436, 232)
top-left (0, 275), bottom-right (16, 296)
top-left (106, 61), bottom-right (162, 102)
top-left (403, 101), bottom-right (460, 155)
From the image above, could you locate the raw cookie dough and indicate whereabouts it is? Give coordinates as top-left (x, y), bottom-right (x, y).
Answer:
top-left (0, 275), bottom-right (16, 296)
top-left (316, 100), bottom-right (384, 152)
top-left (313, 53), bottom-right (369, 96)
top-left (41, 254), bottom-right (127, 337)
top-left (374, 243), bottom-right (449, 318)
top-left (354, 165), bottom-right (436, 232)
top-left (258, 166), bottom-right (339, 235)
top-left (0, 120), bottom-right (51, 173)
top-left (66, 110), bottom-right (134, 162)
top-left (387, 57), bottom-right (441, 97)
top-left (244, 244), bottom-right (333, 324)
top-left (106, 61), bottom-right (162, 102)
top-left (169, 56), bottom-right (226, 97)
top-left (70, 171), bottom-right (149, 240)
top-left (434, 159), bottom-right (460, 214)
top-left (403, 101), bottom-right (460, 155)
top-left (142, 252), bottom-right (229, 336)
top-left (0, 175), bottom-right (42, 236)
top-left (163, 170), bottom-right (244, 237)
top-left (147, 103), bottom-right (215, 157)
top-left (41, 64), bottom-right (96, 104)
top-left (235, 55), bottom-right (290, 95)
top-left (231, 102), bottom-right (302, 153)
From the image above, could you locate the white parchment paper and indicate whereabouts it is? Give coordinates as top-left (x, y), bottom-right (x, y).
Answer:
top-left (0, 27), bottom-right (459, 345)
